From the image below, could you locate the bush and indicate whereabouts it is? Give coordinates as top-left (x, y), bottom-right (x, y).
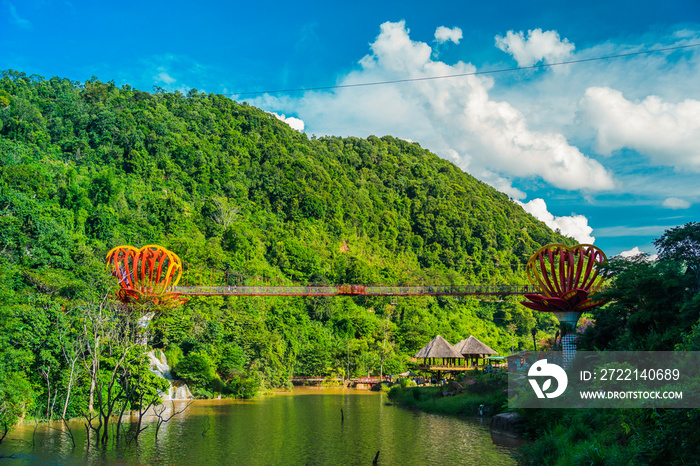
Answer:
top-left (218, 343), bottom-right (246, 381)
top-left (210, 376), bottom-right (226, 394)
top-left (164, 346), bottom-right (183, 370)
top-left (226, 374), bottom-right (262, 398)
top-left (173, 351), bottom-right (216, 387)
top-left (412, 387), bottom-right (423, 400)
top-left (399, 378), bottom-right (416, 388)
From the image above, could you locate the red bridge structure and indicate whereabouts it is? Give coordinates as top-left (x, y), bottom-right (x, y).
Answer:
top-left (106, 244), bottom-right (605, 305)
top-left (172, 283), bottom-right (535, 297)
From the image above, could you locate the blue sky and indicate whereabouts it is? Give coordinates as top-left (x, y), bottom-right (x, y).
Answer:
top-left (2, 0), bottom-right (700, 257)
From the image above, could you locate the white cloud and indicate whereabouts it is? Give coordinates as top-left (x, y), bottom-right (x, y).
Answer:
top-left (247, 21), bottom-right (614, 193)
top-left (495, 29), bottom-right (574, 67)
top-left (619, 246), bottom-right (642, 257)
top-left (155, 67), bottom-right (176, 85)
top-left (662, 197), bottom-right (691, 209)
top-left (435, 26), bottom-right (462, 44)
top-left (516, 198), bottom-right (595, 244)
top-left (580, 87), bottom-right (700, 171)
top-left (478, 170), bottom-right (526, 200)
top-left (618, 247), bottom-right (658, 261)
top-left (271, 112), bottom-right (305, 131)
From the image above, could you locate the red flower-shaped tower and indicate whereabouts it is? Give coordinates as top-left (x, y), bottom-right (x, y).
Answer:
top-left (521, 244), bottom-right (607, 365)
top-left (105, 245), bottom-right (188, 308)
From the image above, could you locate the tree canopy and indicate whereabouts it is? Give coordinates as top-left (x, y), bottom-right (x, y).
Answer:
top-left (0, 70), bottom-right (575, 426)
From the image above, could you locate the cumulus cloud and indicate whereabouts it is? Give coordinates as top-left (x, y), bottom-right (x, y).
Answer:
top-left (579, 87), bottom-right (700, 171)
top-left (619, 246), bottom-right (643, 257)
top-left (478, 170), bottom-right (526, 200)
top-left (662, 197), bottom-right (691, 209)
top-left (248, 21), bottom-right (613, 193)
top-left (618, 247), bottom-right (658, 261)
top-left (271, 112), bottom-right (305, 131)
top-left (435, 26), bottom-right (462, 44)
top-left (516, 198), bottom-right (595, 244)
top-left (495, 29), bottom-right (574, 66)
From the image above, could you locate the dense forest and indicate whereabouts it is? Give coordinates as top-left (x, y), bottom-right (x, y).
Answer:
top-left (516, 223), bottom-right (700, 464)
top-left (0, 70), bottom-right (574, 434)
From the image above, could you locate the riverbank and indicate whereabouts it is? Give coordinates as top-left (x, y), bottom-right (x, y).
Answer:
top-left (389, 376), bottom-right (700, 465)
top-left (387, 372), bottom-right (508, 417)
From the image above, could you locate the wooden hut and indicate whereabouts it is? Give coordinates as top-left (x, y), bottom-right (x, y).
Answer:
top-left (414, 335), bottom-right (468, 372)
top-left (454, 335), bottom-right (498, 367)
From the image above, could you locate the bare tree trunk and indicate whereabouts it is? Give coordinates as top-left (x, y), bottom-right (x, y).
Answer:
top-left (88, 337), bottom-right (99, 413)
top-left (115, 374), bottom-right (138, 443)
top-left (131, 391), bottom-right (157, 444)
top-left (62, 356), bottom-right (78, 419)
top-left (40, 367), bottom-right (51, 419)
top-left (0, 422), bottom-right (8, 446)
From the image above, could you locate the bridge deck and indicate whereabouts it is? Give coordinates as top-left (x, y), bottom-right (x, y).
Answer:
top-left (172, 284), bottom-right (533, 297)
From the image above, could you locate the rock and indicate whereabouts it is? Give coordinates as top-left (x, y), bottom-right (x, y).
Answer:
top-left (490, 412), bottom-right (525, 437)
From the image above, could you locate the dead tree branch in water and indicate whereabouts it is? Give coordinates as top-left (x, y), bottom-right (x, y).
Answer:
top-left (153, 400), bottom-right (194, 440)
top-left (47, 418), bottom-right (76, 449)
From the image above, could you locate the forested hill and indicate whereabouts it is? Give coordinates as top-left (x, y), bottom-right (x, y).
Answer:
top-left (0, 70), bottom-right (571, 404)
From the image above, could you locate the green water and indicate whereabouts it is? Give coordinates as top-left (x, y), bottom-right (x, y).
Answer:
top-left (0, 388), bottom-right (518, 465)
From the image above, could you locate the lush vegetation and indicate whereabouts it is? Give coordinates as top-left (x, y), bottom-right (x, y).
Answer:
top-left (0, 69), bottom-right (573, 441)
top-left (388, 371), bottom-right (508, 417)
top-left (2, 69), bottom-right (698, 462)
top-left (515, 223), bottom-right (700, 465)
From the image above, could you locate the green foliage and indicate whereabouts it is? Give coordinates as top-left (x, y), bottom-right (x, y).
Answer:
top-left (579, 256), bottom-right (698, 351)
top-left (519, 223), bottom-right (700, 465)
top-left (654, 221), bottom-right (700, 289)
top-left (218, 343), bottom-right (246, 381)
top-left (398, 378), bottom-right (416, 388)
top-left (388, 377), bottom-right (507, 417)
top-left (174, 351), bottom-right (216, 388)
top-left (164, 346), bottom-right (183, 370)
top-left (0, 69), bottom-right (574, 425)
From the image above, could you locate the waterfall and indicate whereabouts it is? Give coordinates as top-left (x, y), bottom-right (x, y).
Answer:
top-left (147, 350), bottom-right (193, 400)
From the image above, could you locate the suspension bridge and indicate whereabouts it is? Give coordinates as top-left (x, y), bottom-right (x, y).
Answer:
top-left (171, 284), bottom-right (533, 297)
top-left (104, 244), bottom-right (608, 308)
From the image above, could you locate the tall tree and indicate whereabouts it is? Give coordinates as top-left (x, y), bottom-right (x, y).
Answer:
top-left (654, 222), bottom-right (700, 288)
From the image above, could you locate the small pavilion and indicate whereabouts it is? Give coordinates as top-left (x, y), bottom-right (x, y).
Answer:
top-left (453, 335), bottom-right (498, 367)
top-left (414, 335), bottom-right (468, 372)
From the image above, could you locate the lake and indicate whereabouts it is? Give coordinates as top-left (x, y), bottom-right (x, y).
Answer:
top-left (0, 388), bottom-right (518, 465)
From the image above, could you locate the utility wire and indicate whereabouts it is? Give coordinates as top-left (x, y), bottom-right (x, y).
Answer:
top-left (231, 43), bottom-right (700, 96)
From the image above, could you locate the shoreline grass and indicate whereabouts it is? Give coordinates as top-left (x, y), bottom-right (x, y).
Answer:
top-left (387, 373), bottom-right (508, 417)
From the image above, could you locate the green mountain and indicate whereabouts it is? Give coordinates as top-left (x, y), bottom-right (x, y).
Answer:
top-left (0, 70), bottom-right (571, 410)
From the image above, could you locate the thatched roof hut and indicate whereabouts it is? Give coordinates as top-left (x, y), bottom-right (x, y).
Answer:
top-left (454, 335), bottom-right (497, 366)
top-left (413, 335), bottom-right (467, 374)
top-left (414, 335), bottom-right (463, 359)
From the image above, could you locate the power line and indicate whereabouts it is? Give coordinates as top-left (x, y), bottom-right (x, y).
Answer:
top-left (231, 43), bottom-right (700, 96)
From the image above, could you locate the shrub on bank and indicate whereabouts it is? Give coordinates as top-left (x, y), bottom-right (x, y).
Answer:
top-left (388, 375), bottom-right (507, 417)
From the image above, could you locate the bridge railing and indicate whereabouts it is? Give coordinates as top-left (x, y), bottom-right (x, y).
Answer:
top-left (171, 284), bottom-right (537, 296)
top-left (173, 285), bottom-right (339, 295)
top-left (364, 285), bottom-right (534, 295)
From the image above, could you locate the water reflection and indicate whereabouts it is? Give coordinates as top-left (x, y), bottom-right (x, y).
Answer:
top-left (1, 388), bottom-right (516, 465)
